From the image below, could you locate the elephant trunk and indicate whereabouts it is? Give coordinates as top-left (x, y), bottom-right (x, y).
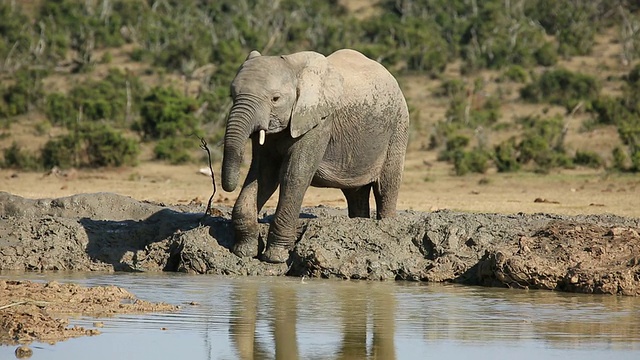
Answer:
top-left (222, 97), bottom-right (263, 192)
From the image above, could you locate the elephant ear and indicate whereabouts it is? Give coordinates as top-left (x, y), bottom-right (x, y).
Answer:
top-left (246, 50), bottom-right (261, 61)
top-left (283, 52), bottom-right (344, 138)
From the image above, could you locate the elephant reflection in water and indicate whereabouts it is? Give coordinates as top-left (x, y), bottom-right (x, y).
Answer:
top-left (337, 284), bottom-right (396, 360)
top-left (229, 282), bottom-right (395, 360)
top-left (230, 283), bottom-right (299, 360)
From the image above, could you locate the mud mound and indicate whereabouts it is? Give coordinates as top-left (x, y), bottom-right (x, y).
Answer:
top-left (0, 279), bottom-right (177, 345)
top-left (1, 192), bottom-right (639, 295)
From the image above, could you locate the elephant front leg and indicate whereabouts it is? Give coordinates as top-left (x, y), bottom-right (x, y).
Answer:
top-left (232, 149), bottom-right (280, 258)
top-left (232, 169), bottom-right (260, 258)
top-left (262, 131), bottom-right (331, 263)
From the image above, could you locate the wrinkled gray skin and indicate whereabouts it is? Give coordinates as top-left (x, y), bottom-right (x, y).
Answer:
top-left (221, 49), bottom-right (410, 263)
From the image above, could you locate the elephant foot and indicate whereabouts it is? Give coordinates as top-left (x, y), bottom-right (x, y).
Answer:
top-left (261, 246), bottom-right (290, 263)
top-left (232, 240), bottom-right (259, 258)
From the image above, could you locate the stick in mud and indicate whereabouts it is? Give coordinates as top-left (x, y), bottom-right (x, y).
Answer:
top-left (198, 136), bottom-right (217, 219)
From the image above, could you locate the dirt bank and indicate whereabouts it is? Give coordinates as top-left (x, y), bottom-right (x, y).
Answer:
top-left (1, 191), bottom-right (639, 296)
top-left (0, 279), bottom-right (177, 346)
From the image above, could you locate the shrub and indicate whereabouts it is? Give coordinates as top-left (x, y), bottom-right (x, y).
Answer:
top-left (573, 150), bottom-right (604, 168)
top-left (453, 149), bottom-right (491, 176)
top-left (517, 115), bottom-right (572, 171)
top-left (1, 142), bottom-right (42, 170)
top-left (435, 78), bottom-right (466, 98)
top-left (533, 42), bottom-right (558, 67)
top-left (611, 146), bottom-right (628, 171)
top-left (589, 96), bottom-right (631, 127)
top-left (525, 0), bottom-right (599, 56)
top-left (428, 121), bottom-right (459, 150)
top-left (617, 116), bottom-right (640, 155)
top-left (41, 134), bottom-right (79, 169)
top-left (361, 14), bottom-right (449, 75)
top-left (44, 93), bottom-right (75, 126)
top-left (459, 2), bottom-right (552, 71)
top-left (520, 68), bottom-right (600, 111)
top-left (494, 138), bottom-right (520, 172)
top-left (82, 124), bottom-right (139, 167)
top-left (502, 66), bottom-right (529, 83)
top-left (438, 134), bottom-right (470, 161)
top-left (0, 69), bottom-right (46, 117)
top-left (442, 83), bottom-right (501, 128)
top-left (154, 137), bottom-right (197, 164)
top-left (67, 69), bottom-right (142, 124)
top-left (631, 150), bottom-right (640, 172)
top-left (139, 86), bottom-right (200, 140)
top-left (42, 124), bottom-right (139, 168)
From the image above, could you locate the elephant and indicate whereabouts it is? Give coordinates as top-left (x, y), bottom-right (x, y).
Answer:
top-left (221, 48), bottom-right (409, 263)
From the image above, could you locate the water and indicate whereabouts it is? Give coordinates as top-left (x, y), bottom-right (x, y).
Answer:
top-left (1, 272), bottom-right (639, 360)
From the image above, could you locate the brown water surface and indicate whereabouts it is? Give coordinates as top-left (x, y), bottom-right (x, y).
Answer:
top-left (1, 272), bottom-right (639, 359)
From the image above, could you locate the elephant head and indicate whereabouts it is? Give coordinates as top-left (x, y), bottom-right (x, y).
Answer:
top-left (221, 50), bottom-right (344, 192)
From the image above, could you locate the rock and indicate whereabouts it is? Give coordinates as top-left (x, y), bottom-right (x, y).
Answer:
top-left (14, 345), bottom-right (32, 358)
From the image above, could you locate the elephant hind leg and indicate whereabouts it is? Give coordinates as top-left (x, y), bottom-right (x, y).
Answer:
top-left (342, 184), bottom-right (372, 218)
top-left (374, 131), bottom-right (408, 220)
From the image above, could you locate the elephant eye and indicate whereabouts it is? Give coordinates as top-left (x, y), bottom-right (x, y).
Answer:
top-left (271, 96), bottom-right (280, 102)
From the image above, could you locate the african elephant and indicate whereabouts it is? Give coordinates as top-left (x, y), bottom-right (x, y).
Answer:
top-left (221, 48), bottom-right (409, 263)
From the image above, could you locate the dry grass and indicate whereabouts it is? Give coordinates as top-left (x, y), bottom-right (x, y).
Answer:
top-left (1, 148), bottom-right (638, 218)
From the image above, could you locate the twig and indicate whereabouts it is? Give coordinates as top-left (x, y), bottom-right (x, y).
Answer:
top-left (0, 301), bottom-right (28, 310)
top-left (198, 137), bottom-right (217, 217)
top-left (0, 300), bottom-right (51, 310)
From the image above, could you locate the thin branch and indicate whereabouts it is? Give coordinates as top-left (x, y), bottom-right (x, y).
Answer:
top-left (0, 301), bottom-right (27, 310)
top-left (0, 300), bottom-right (51, 310)
top-left (198, 136), bottom-right (217, 218)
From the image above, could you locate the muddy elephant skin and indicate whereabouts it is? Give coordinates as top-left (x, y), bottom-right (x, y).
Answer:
top-left (221, 49), bottom-right (410, 263)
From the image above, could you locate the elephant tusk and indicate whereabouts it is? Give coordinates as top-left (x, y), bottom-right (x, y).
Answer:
top-left (259, 129), bottom-right (265, 145)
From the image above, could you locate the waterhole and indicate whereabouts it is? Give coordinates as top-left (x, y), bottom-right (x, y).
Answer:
top-left (1, 272), bottom-right (639, 359)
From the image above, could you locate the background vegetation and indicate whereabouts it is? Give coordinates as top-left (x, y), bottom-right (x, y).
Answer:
top-left (1, 0), bottom-right (640, 175)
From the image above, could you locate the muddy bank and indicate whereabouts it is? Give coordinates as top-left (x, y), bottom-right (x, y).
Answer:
top-left (1, 191), bottom-right (639, 295)
top-left (0, 279), bottom-right (177, 345)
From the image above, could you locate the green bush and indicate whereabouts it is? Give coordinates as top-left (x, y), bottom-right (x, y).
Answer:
top-left (525, 0), bottom-right (599, 56)
top-left (516, 115), bottom-right (572, 172)
top-left (0, 69), bottom-right (46, 117)
top-left (442, 81), bottom-right (501, 128)
top-left (589, 96), bottom-right (631, 127)
top-left (0, 3), bottom-right (35, 68)
top-left (459, 1), bottom-right (553, 71)
top-left (520, 68), bottom-right (600, 111)
top-left (154, 137), bottom-right (197, 164)
top-left (1, 142), bottom-right (42, 170)
top-left (625, 63), bottom-right (640, 85)
top-left (502, 66), bottom-right (529, 83)
top-left (67, 69), bottom-right (142, 124)
top-left (41, 134), bottom-right (79, 169)
top-left (435, 79), bottom-right (466, 98)
top-left (42, 124), bottom-right (139, 169)
top-left (139, 86), bottom-right (200, 140)
top-left (438, 134), bottom-right (470, 161)
top-left (533, 42), bottom-right (558, 67)
top-left (573, 150), bottom-right (604, 168)
top-left (611, 146), bottom-right (628, 171)
top-left (83, 124), bottom-right (139, 167)
top-left (494, 138), bottom-right (521, 172)
top-left (361, 14), bottom-right (449, 74)
top-left (631, 150), bottom-right (640, 172)
top-left (428, 121), bottom-right (459, 150)
top-left (453, 149), bottom-right (491, 176)
top-left (44, 93), bottom-right (75, 126)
